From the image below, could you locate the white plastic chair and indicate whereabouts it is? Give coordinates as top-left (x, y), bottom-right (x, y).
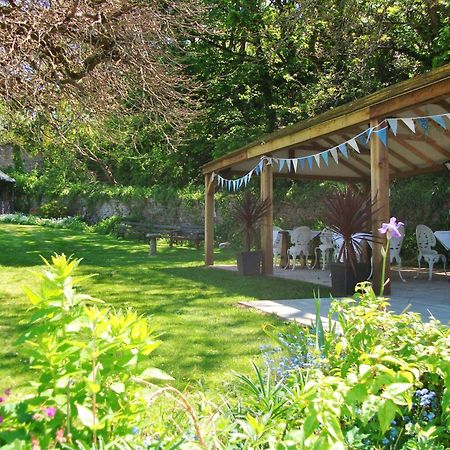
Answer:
top-left (313, 228), bottom-right (334, 270)
top-left (288, 226), bottom-right (312, 270)
top-left (415, 224), bottom-right (447, 281)
top-left (390, 224), bottom-right (406, 282)
top-left (273, 226), bottom-right (283, 267)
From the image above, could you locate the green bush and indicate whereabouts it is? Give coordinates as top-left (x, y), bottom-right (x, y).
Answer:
top-left (92, 215), bottom-right (122, 236)
top-left (0, 214), bottom-right (90, 232)
top-left (38, 200), bottom-right (68, 219)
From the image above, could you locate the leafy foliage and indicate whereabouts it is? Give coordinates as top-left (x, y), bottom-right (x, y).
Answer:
top-left (323, 187), bottom-right (375, 268)
top-left (231, 191), bottom-right (272, 251)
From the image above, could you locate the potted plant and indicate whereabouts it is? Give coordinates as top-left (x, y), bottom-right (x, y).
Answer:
top-left (323, 187), bottom-right (375, 296)
top-left (231, 191), bottom-right (271, 276)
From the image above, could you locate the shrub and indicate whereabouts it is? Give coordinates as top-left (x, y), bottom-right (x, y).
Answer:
top-left (92, 215), bottom-right (122, 236)
top-left (38, 200), bottom-right (69, 219)
top-left (0, 255), bottom-right (174, 448)
top-left (0, 214), bottom-right (89, 232)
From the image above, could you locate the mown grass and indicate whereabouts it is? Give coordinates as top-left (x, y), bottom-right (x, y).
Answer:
top-left (0, 224), bottom-right (328, 393)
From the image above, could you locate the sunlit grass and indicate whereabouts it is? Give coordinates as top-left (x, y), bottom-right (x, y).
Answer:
top-left (0, 224), bottom-right (328, 392)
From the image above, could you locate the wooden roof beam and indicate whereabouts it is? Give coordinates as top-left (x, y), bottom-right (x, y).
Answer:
top-left (228, 170), bottom-right (364, 183)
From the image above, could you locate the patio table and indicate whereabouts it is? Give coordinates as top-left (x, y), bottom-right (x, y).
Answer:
top-left (434, 231), bottom-right (450, 251)
top-left (280, 229), bottom-right (321, 268)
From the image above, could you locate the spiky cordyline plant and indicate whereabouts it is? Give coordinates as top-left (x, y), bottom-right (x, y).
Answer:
top-left (231, 191), bottom-right (272, 252)
top-left (323, 187), bottom-right (376, 271)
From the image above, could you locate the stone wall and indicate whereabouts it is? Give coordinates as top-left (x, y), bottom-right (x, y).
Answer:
top-left (0, 144), bottom-right (43, 172)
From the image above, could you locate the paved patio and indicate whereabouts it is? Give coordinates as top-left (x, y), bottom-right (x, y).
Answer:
top-left (214, 265), bottom-right (449, 325)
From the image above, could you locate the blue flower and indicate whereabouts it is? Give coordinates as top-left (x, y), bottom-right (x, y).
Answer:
top-left (131, 426), bottom-right (139, 435)
top-left (382, 437), bottom-right (389, 445)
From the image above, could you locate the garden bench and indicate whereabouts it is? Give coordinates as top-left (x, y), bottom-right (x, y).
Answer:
top-left (118, 221), bottom-right (204, 254)
top-left (168, 224), bottom-right (204, 249)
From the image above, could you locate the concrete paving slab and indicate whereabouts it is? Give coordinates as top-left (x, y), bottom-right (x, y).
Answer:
top-left (239, 281), bottom-right (450, 327)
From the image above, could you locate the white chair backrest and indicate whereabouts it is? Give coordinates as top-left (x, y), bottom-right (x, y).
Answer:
top-left (320, 228), bottom-right (334, 247)
top-left (273, 226), bottom-right (282, 248)
top-left (416, 224), bottom-right (436, 252)
top-left (291, 226), bottom-right (311, 246)
top-left (390, 224), bottom-right (405, 252)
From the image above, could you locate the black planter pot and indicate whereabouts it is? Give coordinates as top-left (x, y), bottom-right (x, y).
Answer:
top-left (330, 262), bottom-right (371, 297)
top-left (236, 251), bottom-right (263, 276)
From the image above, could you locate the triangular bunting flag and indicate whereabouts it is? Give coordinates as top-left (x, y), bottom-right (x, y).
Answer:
top-left (314, 153), bottom-right (321, 168)
top-left (279, 159), bottom-right (285, 172)
top-left (375, 127), bottom-right (388, 147)
top-left (307, 156), bottom-right (313, 170)
top-left (348, 138), bottom-right (359, 153)
top-left (431, 115), bottom-right (447, 129)
top-left (366, 127), bottom-right (374, 143)
top-left (322, 151), bottom-right (329, 166)
top-left (258, 160), bottom-right (264, 174)
top-left (238, 177), bottom-right (244, 188)
top-left (417, 118), bottom-right (429, 135)
top-left (286, 159), bottom-right (292, 172)
top-left (243, 174), bottom-right (248, 187)
top-left (338, 143), bottom-right (348, 158)
top-left (300, 158), bottom-right (305, 171)
top-left (387, 119), bottom-right (398, 136)
top-left (356, 134), bottom-right (367, 146)
top-left (401, 118), bottom-right (416, 133)
top-left (248, 170), bottom-right (253, 181)
top-left (330, 147), bottom-right (339, 164)
top-left (292, 159), bottom-right (298, 172)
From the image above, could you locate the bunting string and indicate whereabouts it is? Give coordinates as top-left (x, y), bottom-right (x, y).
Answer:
top-left (215, 112), bottom-right (450, 191)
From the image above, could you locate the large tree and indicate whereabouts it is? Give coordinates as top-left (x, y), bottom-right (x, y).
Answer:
top-left (0, 0), bottom-right (202, 130)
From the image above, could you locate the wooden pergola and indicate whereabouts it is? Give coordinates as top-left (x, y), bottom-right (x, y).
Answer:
top-left (202, 64), bottom-right (450, 293)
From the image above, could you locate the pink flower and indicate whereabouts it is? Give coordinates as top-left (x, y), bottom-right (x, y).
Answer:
top-left (0, 397), bottom-right (4, 403)
top-left (31, 436), bottom-right (41, 450)
top-left (378, 217), bottom-right (404, 239)
top-left (44, 406), bottom-right (57, 418)
top-left (56, 428), bottom-right (66, 443)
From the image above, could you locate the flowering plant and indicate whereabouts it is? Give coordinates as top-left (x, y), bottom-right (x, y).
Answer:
top-left (378, 216), bottom-right (404, 296)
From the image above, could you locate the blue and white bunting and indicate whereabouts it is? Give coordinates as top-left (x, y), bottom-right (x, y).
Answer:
top-left (402, 118), bottom-right (416, 133)
top-left (431, 115), bottom-right (447, 129)
top-left (314, 153), bottom-right (321, 168)
top-left (338, 143), bottom-right (348, 158)
top-left (215, 112), bottom-right (449, 193)
top-left (417, 117), bottom-right (429, 135)
top-left (387, 119), bottom-right (398, 136)
top-left (330, 147), bottom-right (339, 164)
top-left (374, 127), bottom-right (388, 147)
top-left (348, 138), bottom-right (359, 153)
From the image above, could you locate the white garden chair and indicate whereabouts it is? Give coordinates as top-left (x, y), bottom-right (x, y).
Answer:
top-left (313, 228), bottom-right (334, 270)
top-left (273, 226), bottom-right (283, 267)
top-left (389, 223), bottom-right (406, 282)
top-left (288, 226), bottom-right (312, 270)
top-left (414, 224), bottom-right (447, 281)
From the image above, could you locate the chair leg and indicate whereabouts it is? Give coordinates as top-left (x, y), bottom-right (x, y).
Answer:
top-left (397, 259), bottom-right (406, 283)
top-left (427, 258), bottom-right (434, 281)
top-left (414, 256), bottom-right (422, 279)
top-left (312, 248), bottom-right (319, 269)
top-left (291, 255), bottom-right (296, 271)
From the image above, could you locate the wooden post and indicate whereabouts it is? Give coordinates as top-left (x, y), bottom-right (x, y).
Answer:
top-left (260, 160), bottom-right (273, 275)
top-left (370, 118), bottom-right (391, 294)
top-left (204, 173), bottom-right (216, 266)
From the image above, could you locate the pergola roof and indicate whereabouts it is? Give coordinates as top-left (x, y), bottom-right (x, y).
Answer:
top-left (202, 64), bottom-right (450, 182)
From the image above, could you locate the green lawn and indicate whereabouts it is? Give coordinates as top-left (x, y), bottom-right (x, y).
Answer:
top-left (0, 224), bottom-right (328, 392)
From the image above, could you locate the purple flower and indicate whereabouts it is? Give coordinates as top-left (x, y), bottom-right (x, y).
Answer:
top-left (44, 407), bottom-right (57, 418)
top-left (0, 397), bottom-right (4, 403)
top-left (378, 217), bottom-right (404, 239)
top-left (0, 416), bottom-right (3, 424)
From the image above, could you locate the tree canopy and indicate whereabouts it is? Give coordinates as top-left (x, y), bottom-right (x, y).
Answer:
top-left (1, 0), bottom-right (449, 188)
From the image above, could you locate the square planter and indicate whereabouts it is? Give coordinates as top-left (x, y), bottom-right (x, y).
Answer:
top-left (330, 262), bottom-right (371, 297)
top-left (236, 251), bottom-right (263, 276)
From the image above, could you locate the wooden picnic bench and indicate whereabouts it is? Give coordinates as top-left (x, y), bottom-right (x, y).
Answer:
top-left (118, 221), bottom-right (204, 254)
